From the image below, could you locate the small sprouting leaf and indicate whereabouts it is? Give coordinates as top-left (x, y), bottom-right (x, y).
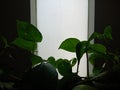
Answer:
top-left (47, 56), bottom-right (56, 68)
top-left (17, 20), bottom-right (42, 42)
top-left (59, 38), bottom-right (80, 52)
top-left (12, 38), bottom-right (37, 51)
top-left (56, 58), bottom-right (64, 68)
top-left (104, 25), bottom-right (112, 40)
top-left (31, 54), bottom-right (43, 66)
top-left (70, 58), bottom-right (77, 67)
top-left (89, 44), bottom-right (106, 54)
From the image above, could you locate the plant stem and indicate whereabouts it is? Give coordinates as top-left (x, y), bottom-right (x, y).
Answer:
top-left (86, 52), bottom-right (90, 79)
top-left (76, 60), bottom-right (80, 75)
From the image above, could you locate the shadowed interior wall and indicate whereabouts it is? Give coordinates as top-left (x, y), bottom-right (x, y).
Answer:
top-left (95, 0), bottom-right (120, 52)
top-left (0, 0), bottom-right (31, 78)
top-left (0, 0), bottom-right (30, 42)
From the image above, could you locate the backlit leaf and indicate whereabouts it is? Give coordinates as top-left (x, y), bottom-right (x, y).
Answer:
top-left (59, 38), bottom-right (80, 52)
top-left (17, 20), bottom-right (42, 42)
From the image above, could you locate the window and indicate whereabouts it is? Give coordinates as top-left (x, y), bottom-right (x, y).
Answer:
top-left (30, 0), bottom-right (95, 77)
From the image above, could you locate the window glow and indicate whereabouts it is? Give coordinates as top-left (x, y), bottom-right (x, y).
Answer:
top-left (37, 0), bottom-right (88, 77)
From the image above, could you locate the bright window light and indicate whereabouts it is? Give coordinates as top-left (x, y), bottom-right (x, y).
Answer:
top-left (31, 0), bottom-right (95, 77)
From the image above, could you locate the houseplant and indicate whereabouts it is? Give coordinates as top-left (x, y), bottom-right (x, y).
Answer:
top-left (89, 36), bottom-right (120, 89)
top-left (0, 20), bottom-right (58, 90)
top-left (41, 26), bottom-right (110, 90)
top-left (0, 20), bottom-right (119, 90)
top-left (54, 25), bottom-right (120, 90)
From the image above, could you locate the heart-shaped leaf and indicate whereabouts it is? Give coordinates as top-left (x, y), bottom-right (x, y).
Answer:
top-left (104, 25), bottom-right (112, 40)
top-left (47, 56), bottom-right (56, 68)
top-left (59, 38), bottom-right (80, 52)
top-left (17, 20), bottom-right (42, 42)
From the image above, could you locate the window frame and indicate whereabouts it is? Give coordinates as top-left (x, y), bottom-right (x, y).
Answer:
top-left (30, 0), bottom-right (95, 75)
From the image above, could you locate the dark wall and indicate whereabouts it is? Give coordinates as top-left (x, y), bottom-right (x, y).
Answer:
top-left (0, 0), bottom-right (30, 42)
top-left (95, 0), bottom-right (120, 52)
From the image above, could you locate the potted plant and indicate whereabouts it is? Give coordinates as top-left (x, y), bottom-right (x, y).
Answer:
top-left (89, 31), bottom-right (120, 89)
top-left (52, 25), bottom-right (120, 90)
top-left (44, 25), bottom-right (118, 90)
top-left (1, 20), bottom-right (119, 90)
top-left (0, 20), bottom-right (58, 90)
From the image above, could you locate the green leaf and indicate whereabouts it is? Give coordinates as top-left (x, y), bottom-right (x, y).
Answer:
top-left (47, 56), bottom-right (56, 68)
top-left (56, 58), bottom-right (64, 68)
top-left (76, 41), bottom-right (89, 61)
top-left (89, 26), bottom-right (112, 41)
top-left (12, 38), bottom-right (37, 51)
top-left (89, 53), bottom-right (97, 65)
top-left (89, 53), bottom-right (104, 65)
top-left (59, 38), bottom-right (80, 52)
top-left (30, 54), bottom-right (43, 66)
top-left (104, 25), bottom-right (112, 40)
top-left (89, 53), bottom-right (106, 75)
top-left (70, 58), bottom-right (77, 67)
top-left (17, 20), bottom-right (42, 42)
top-left (89, 44), bottom-right (106, 54)
top-left (57, 60), bottom-right (72, 76)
